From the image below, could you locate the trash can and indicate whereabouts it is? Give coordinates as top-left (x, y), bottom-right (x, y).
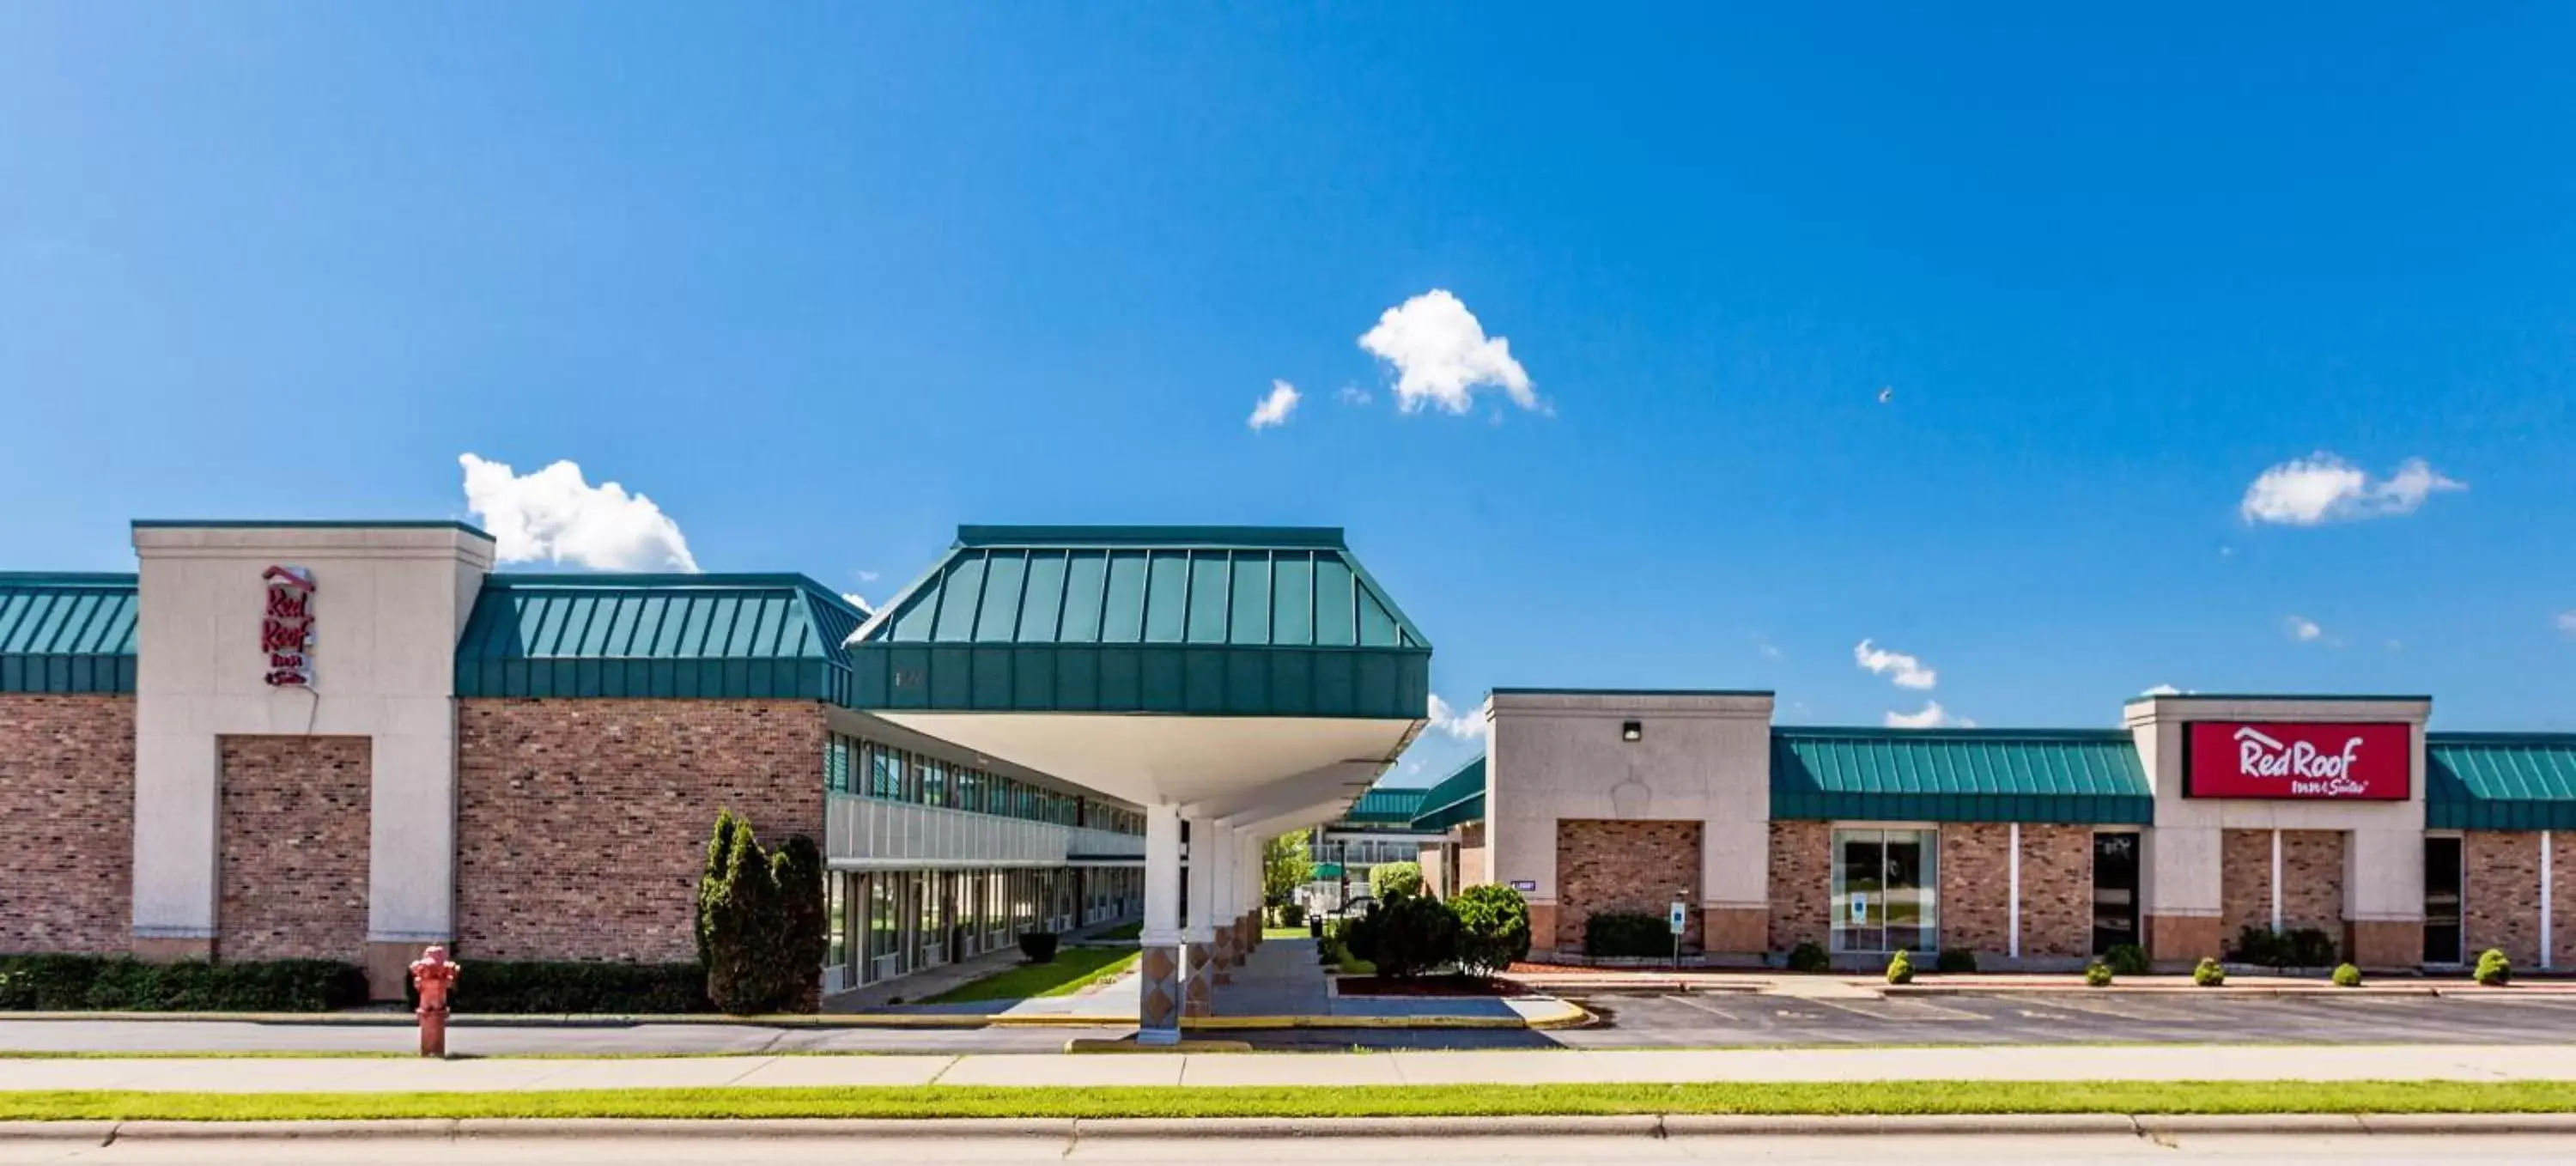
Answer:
top-left (1309, 917), bottom-right (1323, 938)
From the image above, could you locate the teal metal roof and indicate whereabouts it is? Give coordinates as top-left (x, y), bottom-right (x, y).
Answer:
top-left (1341, 787), bottom-right (1431, 825)
top-left (846, 526), bottom-right (1431, 719)
top-left (454, 574), bottom-right (869, 701)
top-left (1770, 728), bottom-right (2154, 824)
top-left (2428, 734), bottom-right (2576, 830)
top-left (1409, 755), bottom-right (1487, 832)
top-left (0, 574), bottom-right (139, 694)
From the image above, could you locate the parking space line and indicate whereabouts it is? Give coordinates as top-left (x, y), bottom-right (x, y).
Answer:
top-left (1659, 993), bottom-right (1742, 1023)
top-left (2030, 996), bottom-right (2205, 1023)
top-left (1807, 997), bottom-right (1983, 1023)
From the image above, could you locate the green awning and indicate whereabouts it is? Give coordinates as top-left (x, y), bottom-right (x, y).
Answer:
top-left (2428, 734), bottom-right (2576, 830)
top-left (453, 574), bottom-right (869, 701)
top-left (1409, 755), bottom-right (1486, 832)
top-left (1770, 728), bottom-right (2154, 824)
top-left (1342, 787), bottom-right (1430, 825)
top-left (846, 526), bottom-right (1431, 719)
top-left (0, 574), bottom-right (138, 695)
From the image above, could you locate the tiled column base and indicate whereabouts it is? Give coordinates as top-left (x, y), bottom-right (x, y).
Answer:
top-left (1183, 942), bottom-right (1215, 1017)
top-left (1210, 928), bottom-right (1235, 985)
top-left (1138, 943), bottom-right (1184, 1044)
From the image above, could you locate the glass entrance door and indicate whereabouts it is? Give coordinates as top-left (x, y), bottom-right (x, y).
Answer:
top-left (2092, 832), bottom-right (2141, 956)
top-left (2424, 836), bottom-right (2463, 964)
top-left (1832, 828), bottom-right (1939, 953)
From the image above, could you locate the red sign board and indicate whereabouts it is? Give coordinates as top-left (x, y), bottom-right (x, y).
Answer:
top-left (2184, 721), bottom-right (2410, 800)
top-left (261, 565), bottom-right (315, 688)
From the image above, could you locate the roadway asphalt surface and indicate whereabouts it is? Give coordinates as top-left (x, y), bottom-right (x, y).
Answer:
top-left (8, 992), bottom-right (2576, 1054)
top-left (3, 1133), bottom-right (2573, 1163)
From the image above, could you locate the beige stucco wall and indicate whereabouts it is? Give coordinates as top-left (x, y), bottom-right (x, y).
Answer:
top-left (1486, 690), bottom-right (1773, 922)
top-left (2123, 695), bottom-right (2429, 930)
top-left (131, 524), bottom-right (494, 952)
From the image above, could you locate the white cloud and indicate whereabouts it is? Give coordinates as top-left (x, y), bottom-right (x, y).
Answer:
top-left (855, 569), bottom-right (881, 583)
top-left (2286, 616), bottom-right (2324, 642)
top-left (2556, 610), bottom-right (2576, 637)
top-left (1248, 380), bottom-right (1301, 430)
top-left (1426, 693), bottom-right (1486, 740)
top-left (2142, 683), bottom-right (2184, 696)
top-left (1755, 637), bottom-right (1784, 661)
top-left (1358, 289), bottom-right (1536, 415)
top-left (2239, 452), bottom-right (2464, 525)
top-left (841, 592), bottom-right (875, 615)
top-left (1885, 701), bottom-right (1973, 729)
top-left (459, 454), bottom-right (698, 571)
top-left (1336, 384), bottom-right (1372, 406)
top-left (1853, 640), bottom-right (1938, 689)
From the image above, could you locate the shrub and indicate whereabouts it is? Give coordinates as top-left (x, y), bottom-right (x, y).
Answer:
top-left (2333, 963), bottom-right (2362, 988)
top-left (2286, 928), bottom-right (2339, 969)
top-left (2476, 948), bottom-right (2512, 987)
top-left (1934, 948), bottom-right (1978, 974)
top-left (1450, 884), bottom-right (1533, 979)
top-left (2228, 926), bottom-right (2339, 970)
top-left (1786, 941), bottom-right (1831, 974)
top-left (1274, 902), bottom-right (1306, 928)
top-left (2084, 961), bottom-right (2114, 987)
top-left (1584, 912), bottom-right (1671, 959)
top-left (404, 959), bottom-right (708, 1014)
top-left (2105, 944), bottom-right (2151, 977)
top-left (1884, 950), bottom-right (1914, 985)
top-left (0, 955), bottom-right (364, 1012)
top-left (1370, 891), bottom-right (1461, 980)
top-left (1332, 912), bottom-right (1379, 964)
top-left (1018, 932), bottom-right (1060, 964)
top-left (2193, 956), bottom-right (2226, 987)
top-left (1315, 934), bottom-right (1347, 966)
top-left (2228, 925), bottom-right (2285, 969)
top-left (1369, 861), bottom-right (1425, 900)
top-left (695, 809), bottom-right (826, 1014)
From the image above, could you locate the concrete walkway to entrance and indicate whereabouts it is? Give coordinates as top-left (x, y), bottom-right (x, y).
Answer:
top-left (9, 1043), bottom-right (2576, 1093)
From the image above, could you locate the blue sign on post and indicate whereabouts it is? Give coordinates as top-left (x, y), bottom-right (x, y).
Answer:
top-left (1668, 902), bottom-right (1687, 935)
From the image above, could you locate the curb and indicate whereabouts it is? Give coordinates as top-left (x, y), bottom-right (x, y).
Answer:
top-left (0, 1000), bottom-right (1591, 1032)
top-left (15, 1113), bottom-right (2576, 1142)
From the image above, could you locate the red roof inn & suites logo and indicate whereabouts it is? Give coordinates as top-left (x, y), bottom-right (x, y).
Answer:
top-left (261, 564), bottom-right (316, 688)
top-left (2184, 721), bottom-right (2409, 800)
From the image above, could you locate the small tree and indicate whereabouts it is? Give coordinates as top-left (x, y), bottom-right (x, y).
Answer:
top-left (695, 810), bottom-right (826, 1015)
top-left (1264, 829), bottom-right (1312, 908)
top-left (1450, 884), bottom-right (1532, 979)
top-left (1369, 860), bottom-right (1424, 900)
top-left (695, 808), bottom-right (745, 968)
top-left (1370, 890), bottom-right (1460, 980)
top-left (771, 835), bottom-right (828, 1011)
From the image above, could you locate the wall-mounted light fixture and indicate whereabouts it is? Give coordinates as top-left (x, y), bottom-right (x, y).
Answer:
top-left (1621, 720), bottom-right (1643, 743)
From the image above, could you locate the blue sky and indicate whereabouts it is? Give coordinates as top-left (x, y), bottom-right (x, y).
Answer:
top-left (5, 5), bottom-right (2573, 784)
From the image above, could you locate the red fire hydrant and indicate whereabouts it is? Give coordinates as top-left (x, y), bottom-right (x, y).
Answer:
top-left (410, 944), bottom-right (461, 1059)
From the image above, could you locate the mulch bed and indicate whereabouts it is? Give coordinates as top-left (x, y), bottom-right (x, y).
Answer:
top-left (1334, 975), bottom-right (1532, 998)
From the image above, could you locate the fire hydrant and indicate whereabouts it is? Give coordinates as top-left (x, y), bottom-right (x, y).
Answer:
top-left (409, 945), bottom-right (461, 1059)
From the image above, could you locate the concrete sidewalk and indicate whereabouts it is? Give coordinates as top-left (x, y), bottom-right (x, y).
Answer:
top-left (10, 1043), bottom-right (2576, 1093)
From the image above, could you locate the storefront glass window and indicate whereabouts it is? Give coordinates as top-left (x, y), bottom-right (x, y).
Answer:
top-left (2424, 836), bottom-right (2464, 964)
top-left (1831, 827), bottom-right (1939, 953)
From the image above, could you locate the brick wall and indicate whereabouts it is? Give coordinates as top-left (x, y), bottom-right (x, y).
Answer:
top-left (218, 736), bottom-right (372, 963)
top-left (1767, 820), bottom-right (1830, 953)
top-left (2020, 824), bottom-right (2095, 958)
top-left (1554, 819), bottom-right (1701, 952)
top-left (2221, 828), bottom-right (2347, 953)
top-left (0, 695), bottom-right (135, 954)
top-left (2465, 831), bottom-right (2542, 968)
top-left (1939, 823), bottom-right (2011, 957)
top-left (2556, 834), bottom-right (2576, 969)
top-left (455, 699), bottom-right (826, 962)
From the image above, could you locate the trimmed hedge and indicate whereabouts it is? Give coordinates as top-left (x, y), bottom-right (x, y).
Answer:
top-left (0, 955), bottom-right (364, 1012)
top-left (1450, 884), bottom-right (1532, 978)
top-left (402, 959), bottom-right (710, 1014)
top-left (1583, 912), bottom-right (1670, 959)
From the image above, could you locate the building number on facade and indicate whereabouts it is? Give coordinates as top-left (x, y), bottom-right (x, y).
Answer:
top-left (261, 565), bottom-right (315, 688)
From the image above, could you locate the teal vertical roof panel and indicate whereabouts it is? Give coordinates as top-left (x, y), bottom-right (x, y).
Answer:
top-left (0, 574), bottom-right (140, 694)
top-left (848, 526), bottom-right (1430, 719)
top-left (1408, 755), bottom-right (1488, 831)
top-left (1770, 727), bottom-right (2154, 824)
top-left (2428, 734), bottom-right (2576, 830)
top-left (454, 573), bottom-right (866, 702)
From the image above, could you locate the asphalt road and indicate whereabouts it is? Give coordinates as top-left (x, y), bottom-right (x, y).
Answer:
top-left (7, 992), bottom-right (2576, 1054)
top-left (2, 1133), bottom-right (2573, 1163)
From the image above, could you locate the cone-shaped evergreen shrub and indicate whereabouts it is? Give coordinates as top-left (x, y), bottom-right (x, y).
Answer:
top-left (1884, 950), bottom-right (1914, 985)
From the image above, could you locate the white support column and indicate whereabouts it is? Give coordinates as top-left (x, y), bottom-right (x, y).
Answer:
top-left (2269, 829), bottom-right (2284, 933)
top-left (2544, 831), bottom-right (2556, 971)
top-left (1136, 805), bottom-right (1185, 1046)
top-left (2008, 822), bottom-right (2022, 961)
top-left (1183, 816), bottom-right (1220, 1016)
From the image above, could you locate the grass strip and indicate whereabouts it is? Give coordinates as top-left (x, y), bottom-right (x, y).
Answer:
top-left (921, 950), bottom-right (1141, 1005)
top-left (3, 1081), bottom-right (2574, 1122)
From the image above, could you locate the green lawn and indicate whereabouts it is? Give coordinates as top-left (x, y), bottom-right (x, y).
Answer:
top-left (3, 1081), bottom-right (2574, 1122)
top-left (921, 950), bottom-right (1140, 1004)
top-left (1262, 926), bottom-right (1310, 939)
top-left (1091, 922), bottom-right (1142, 942)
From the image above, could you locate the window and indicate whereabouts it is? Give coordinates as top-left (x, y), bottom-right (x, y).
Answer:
top-left (826, 874), bottom-right (847, 969)
top-left (2425, 836), bottom-right (2463, 965)
top-left (1832, 828), bottom-right (1939, 953)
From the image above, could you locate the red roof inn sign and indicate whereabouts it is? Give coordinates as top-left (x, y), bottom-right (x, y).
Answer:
top-left (2184, 721), bottom-right (2410, 801)
top-left (260, 565), bottom-right (315, 688)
